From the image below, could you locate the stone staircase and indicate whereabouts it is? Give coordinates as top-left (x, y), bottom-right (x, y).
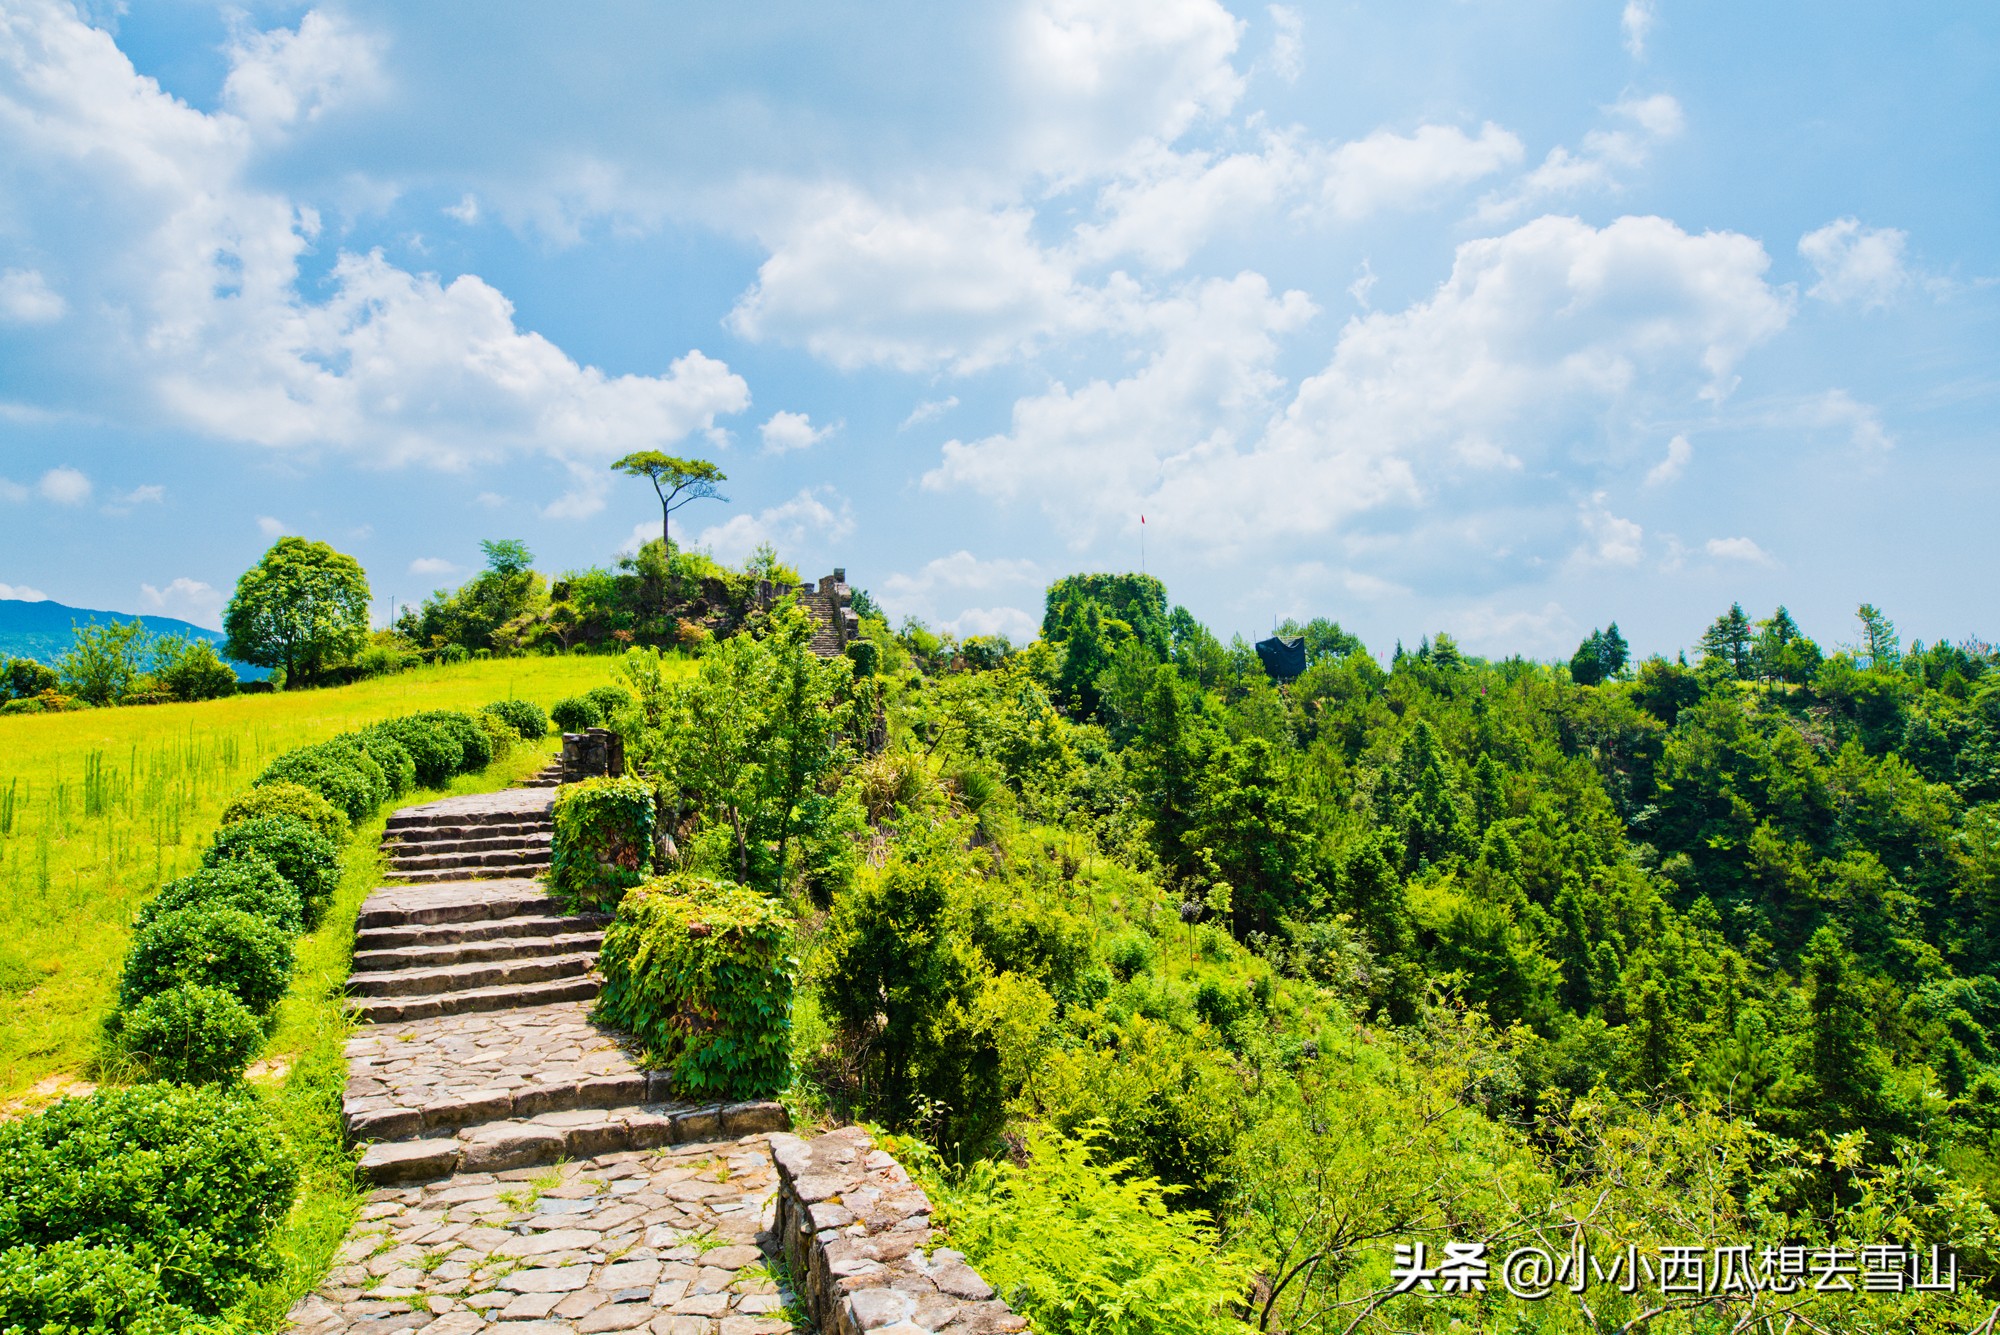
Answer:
top-left (343, 784), bottom-right (784, 1189)
top-left (381, 787), bottom-right (555, 883)
top-left (518, 758), bottom-right (564, 789)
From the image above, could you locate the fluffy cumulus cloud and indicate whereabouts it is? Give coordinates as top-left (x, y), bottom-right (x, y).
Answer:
top-left (1621, 0), bottom-right (1656, 58)
top-left (882, 551), bottom-right (1044, 637)
top-left (1645, 433), bottom-right (1693, 486)
top-left (689, 487), bottom-right (855, 566)
top-left (933, 214), bottom-right (1791, 581)
top-left (0, 267), bottom-right (64, 323)
top-left (1479, 94), bottom-right (1683, 222)
top-left (37, 466), bottom-right (90, 505)
top-left (0, 581), bottom-right (47, 601)
top-left (140, 576), bottom-right (224, 626)
top-left (1319, 122), bottom-right (1523, 220)
top-left (0, 1), bottom-right (749, 470)
top-left (760, 411), bottom-right (835, 454)
top-left (1799, 218), bottom-right (1909, 308)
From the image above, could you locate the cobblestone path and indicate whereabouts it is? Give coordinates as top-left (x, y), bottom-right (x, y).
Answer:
top-left (291, 784), bottom-right (794, 1333)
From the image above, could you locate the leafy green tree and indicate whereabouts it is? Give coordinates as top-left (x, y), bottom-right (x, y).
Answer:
top-left (611, 451), bottom-right (727, 549)
top-left (479, 538), bottom-right (533, 575)
top-left (150, 636), bottom-right (237, 701)
top-left (1857, 602), bottom-right (1901, 670)
top-left (1698, 602), bottom-right (1754, 679)
top-left (56, 619), bottom-right (150, 704)
top-left (222, 538), bottom-right (370, 688)
top-left (2, 657), bottom-right (58, 701)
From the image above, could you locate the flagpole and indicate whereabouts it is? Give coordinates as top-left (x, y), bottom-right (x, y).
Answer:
top-left (1140, 514), bottom-right (1146, 574)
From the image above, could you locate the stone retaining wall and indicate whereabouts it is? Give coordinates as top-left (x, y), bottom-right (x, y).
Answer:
top-left (770, 1126), bottom-right (1025, 1335)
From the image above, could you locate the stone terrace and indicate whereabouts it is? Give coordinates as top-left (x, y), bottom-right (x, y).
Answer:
top-left (287, 1138), bottom-right (795, 1334)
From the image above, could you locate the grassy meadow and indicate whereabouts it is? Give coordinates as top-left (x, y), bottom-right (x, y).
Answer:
top-left (0, 654), bottom-right (650, 1103)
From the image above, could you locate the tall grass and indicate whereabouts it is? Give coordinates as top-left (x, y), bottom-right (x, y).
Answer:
top-left (0, 655), bottom-right (657, 1102)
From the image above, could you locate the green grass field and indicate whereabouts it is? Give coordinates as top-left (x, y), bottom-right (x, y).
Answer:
top-left (0, 655), bottom-right (646, 1103)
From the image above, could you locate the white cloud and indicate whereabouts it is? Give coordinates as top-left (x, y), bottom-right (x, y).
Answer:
top-left (1478, 94), bottom-right (1683, 222)
top-left (37, 466), bottom-right (90, 505)
top-left (1622, 0), bottom-right (1656, 58)
top-left (946, 606), bottom-right (1041, 640)
top-left (220, 10), bottom-right (384, 132)
top-left (257, 516), bottom-right (291, 537)
top-left (1800, 388), bottom-right (1893, 451)
top-left (0, 267), bottom-right (64, 323)
top-left (926, 271), bottom-right (1316, 546)
top-left (689, 487), bottom-right (855, 566)
top-left (0, 582), bottom-right (48, 601)
top-left (900, 396), bottom-right (959, 431)
top-left (760, 410), bottom-right (835, 454)
top-left (0, 477), bottom-right (27, 502)
top-left (727, 188), bottom-right (1097, 372)
top-left (409, 557), bottom-right (462, 577)
top-left (0, 1), bottom-right (749, 472)
top-left (882, 551), bottom-right (1046, 638)
top-left (445, 193), bottom-right (480, 225)
top-left (474, 491), bottom-right (507, 508)
top-left (1453, 600), bottom-right (1575, 657)
top-left (1267, 5), bottom-right (1303, 82)
top-left (1578, 492), bottom-right (1643, 565)
top-left (932, 214), bottom-right (1791, 580)
top-left (1645, 433), bottom-right (1692, 486)
top-left (1705, 536), bottom-right (1771, 564)
top-left (1320, 122), bottom-right (1523, 220)
top-left (139, 576), bottom-right (223, 626)
top-left (1799, 218), bottom-right (1909, 309)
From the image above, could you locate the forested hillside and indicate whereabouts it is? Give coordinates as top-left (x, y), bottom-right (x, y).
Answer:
top-left (727, 573), bottom-right (2000, 1333)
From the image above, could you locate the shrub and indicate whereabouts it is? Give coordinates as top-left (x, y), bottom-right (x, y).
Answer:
top-left (352, 640), bottom-right (420, 679)
top-left (3, 657), bottom-right (58, 700)
top-left (335, 728), bottom-right (416, 797)
top-left (549, 775), bottom-right (656, 912)
top-left (135, 859), bottom-right (302, 936)
top-left (154, 639), bottom-right (237, 702)
top-left (584, 683), bottom-right (635, 719)
top-left (845, 638), bottom-right (880, 677)
top-left (219, 780), bottom-right (349, 847)
top-left (370, 716), bottom-right (461, 788)
top-left (482, 697), bottom-right (550, 739)
top-left (475, 710), bottom-right (517, 762)
top-left (0, 1238), bottom-right (190, 1333)
top-left (550, 695), bottom-right (602, 733)
top-left (0, 698), bottom-right (44, 716)
top-left (203, 815), bottom-right (342, 927)
top-left (926, 1126), bottom-right (1251, 1335)
top-left (120, 983), bottom-right (262, 1085)
top-left (119, 906), bottom-right (294, 1015)
top-left (253, 741), bottom-right (385, 822)
top-left (406, 709), bottom-right (493, 773)
top-left (594, 874), bottom-right (793, 1098)
top-left (0, 1084), bottom-right (298, 1313)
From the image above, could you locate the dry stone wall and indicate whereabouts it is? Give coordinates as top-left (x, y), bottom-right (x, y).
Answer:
top-left (771, 1126), bottom-right (1024, 1335)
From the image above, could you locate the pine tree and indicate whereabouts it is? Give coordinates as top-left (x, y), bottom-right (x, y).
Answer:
top-left (1698, 603), bottom-right (1754, 679)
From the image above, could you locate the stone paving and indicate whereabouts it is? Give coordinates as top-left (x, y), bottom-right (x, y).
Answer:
top-left (288, 1137), bottom-right (798, 1335)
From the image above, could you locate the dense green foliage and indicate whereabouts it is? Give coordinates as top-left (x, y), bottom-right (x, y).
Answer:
top-left (222, 537), bottom-right (371, 688)
top-left (119, 983), bottom-right (263, 1086)
top-left (134, 859), bottom-right (303, 937)
top-left (203, 816), bottom-right (342, 927)
top-left (219, 780), bottom-right (349, 847)
top-left (251, 741), bottom-right (386, 822)
top-left (594, 873), bottom-right (794, 1098)
top-left (481, 697), bottom-right (550, 739)
top-left (119, 906), bottom-right (295, 1016)
top-left (0, 1085), bottom-right (297, 1315)
top-left (550, 694), bottom-right (602, 732)
top-left (549, 775), bottom-right (658, 912)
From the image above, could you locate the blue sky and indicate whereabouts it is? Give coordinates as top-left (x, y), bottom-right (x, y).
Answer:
top-left (0, 0), bottom-right (1993, 661)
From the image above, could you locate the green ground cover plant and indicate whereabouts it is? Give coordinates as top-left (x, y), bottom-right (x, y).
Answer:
top-left (548, 774), bottom-right (657, 911)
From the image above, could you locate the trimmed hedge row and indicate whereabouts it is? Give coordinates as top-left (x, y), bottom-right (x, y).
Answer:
top-left (6, 701), bottom-right (546, 1328)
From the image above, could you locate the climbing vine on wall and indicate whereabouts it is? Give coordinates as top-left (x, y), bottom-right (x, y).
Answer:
top-left (549, 775), bottom-right (657, 912)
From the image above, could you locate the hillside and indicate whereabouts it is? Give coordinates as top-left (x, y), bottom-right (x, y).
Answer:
top-left (0, 596), bottom-right (267, 679)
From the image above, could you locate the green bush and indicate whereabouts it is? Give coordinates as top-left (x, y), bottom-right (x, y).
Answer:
top-left (925, 1126), bottom-right (1250, 1335)
top-left (218, 780), bottom-right (348, 847)
top-left (352, 640), bottom-right (420, 679)
top-left (406, 709), bottom-right (493, 773)
top-left (119, 906), bottom-right (294, 1015)
top-left (203, 815), bottom-right (342, 927)
top-left (584, 683), bottom-right (635, 719)
top-left (475, 710), bottom-right (517, 762)
top-left (135, 860), bottom-right (302, 936)
top-left (482, 698), bottom-right (551, 739)
top-left (0, 1084), bottom-right (298, 1314)
top-left (252, 741), bottom-right (385, 822)
top-left (844, 638), bottom-right (881, 677)
top-left (369, 716), bottom-right (461, 788)
top-left (0, 698), bottom-right (44, 716)
top-left (594, 874), bottom-right (794, 1098)
top-left (550, 694), bottom-right (602, 733)
top-left (154, 639), bottom-right (238, 702)
top-left (549, 775), bottom-right (656, 912)
top-left (334, 728), bottom-right (416, 797)
top-left (120, 984), bottom-right (262, 1085)
top-left (0, 1238), bottom-right (196, 1333)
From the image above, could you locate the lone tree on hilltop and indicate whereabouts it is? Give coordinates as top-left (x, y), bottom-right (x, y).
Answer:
top-left (611, 452), bottom-right (728, 550)
top-left (223, 537), bottom-right (371, 689)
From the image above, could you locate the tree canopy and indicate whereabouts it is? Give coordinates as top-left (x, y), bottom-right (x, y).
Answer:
top-left (611, 451), bottom-right (728, 549)
top-left (222, 537), bottom-right (370, 688)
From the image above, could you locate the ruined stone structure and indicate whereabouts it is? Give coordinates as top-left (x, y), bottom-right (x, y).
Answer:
top-left (756, 568), bottom-right (860, 658)
top-left (560, 726), bottom-right (626, 784)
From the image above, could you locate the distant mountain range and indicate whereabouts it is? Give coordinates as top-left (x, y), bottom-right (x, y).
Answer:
top-left (0, 598), bottom-right (268, 680)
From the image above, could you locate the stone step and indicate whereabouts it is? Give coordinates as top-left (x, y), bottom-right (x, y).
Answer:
top-left (347, 951), bottom-right (598, 998)
top-left (351, 929), bottom-right (604, 973)
top-left (356, 1100), bottom-right (788, 1185)
top-left (381, 865), bottom-right (550, 885)
top-left (386, 847), bottom-right (553, 873)
top-left (354, 911), bottom-right (607, 953)
top-left (356, 880), bottom-right (554, 930)
top-left (385, 823), bottom-right (551, 848)
top-left (385, 804), bottom-right (554, 832)
top-left (347, 974), bottom-right (601, 1024)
